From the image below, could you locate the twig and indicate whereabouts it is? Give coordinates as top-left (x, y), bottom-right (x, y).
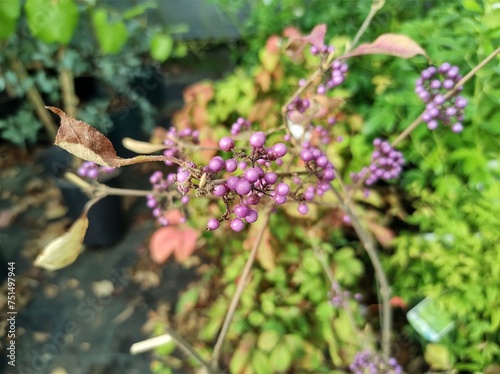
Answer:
top-left (130, 327), bottom-right (212, 372)
top-left (314, 247), bottom-right (364, 348)
top-left (10, 59), bottom-right (58, 139)
top-left (58, 48), bottom-right (79, 118)
top-left (391, 45), bottom-right (500, 147)
top-left (348, 0), bottom-right (386, 53)
top-left (329, 183), bottom-right (392, 359)
top-left (210, 204), bottom-right (272, 369)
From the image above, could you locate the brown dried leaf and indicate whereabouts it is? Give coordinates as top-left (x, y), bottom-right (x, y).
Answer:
top-left (47, 107), bottom-right (166, 167)
top-left (342, 33), bottom-right (428, 60)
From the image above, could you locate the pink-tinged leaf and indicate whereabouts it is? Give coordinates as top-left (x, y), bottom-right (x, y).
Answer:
top-left (302, 24), bottom-right (327, 49)
top-left (265, 35), bottom-right (281, 54)
top-left (47, 107), bottom-right (166, 167)
top-left (285, 24), bottom-right (327, 62)
top-left (282, 26), bottom-right (301, 40)
top-left (150, 226), bottom-right (178, 264)
top-left (342, 33), bottom-right (428, 60)
top-left (174, 227), bottom-right (198, 262)
top-left (149, 225), bottom-right (199, 264)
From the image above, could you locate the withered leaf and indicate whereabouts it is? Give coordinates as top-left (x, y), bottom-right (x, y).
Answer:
top-left (342, 33), bottom-right (428, 60)
top-left (34, 197), bottom-right (100, 271)
top-left (34, 215), bottom-right (89, 271)
top-left (47, 106), bottom-right (166, 167)
top-left (122, 137), bottom-right (167, 154)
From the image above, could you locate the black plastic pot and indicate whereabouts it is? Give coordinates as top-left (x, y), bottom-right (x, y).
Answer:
top-left (37, 147), bottom-right (125, 248)
top-left (107, 105), bottom-right (146, 158)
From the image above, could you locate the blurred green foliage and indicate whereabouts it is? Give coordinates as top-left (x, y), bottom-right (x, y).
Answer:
top-left (0, 0), bottom-right (187, 146)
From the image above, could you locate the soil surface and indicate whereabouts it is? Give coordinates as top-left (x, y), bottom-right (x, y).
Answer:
top-left (0, 153), bottom-right (201, 374)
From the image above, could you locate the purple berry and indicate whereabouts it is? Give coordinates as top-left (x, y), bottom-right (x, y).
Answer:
top-left (146, 199), bottom-right (157, 209)
top-left (87, 168), bottom-right (99, 179)
top-left (244, 168), bottom-right (260, 183)
top-left (272, 143), bottom-right (287, 158)
top-left (230, 218), bottom-right (245, 232)
top-left (235, 179), bottom-right (251, 195)
top-left (297, 203), bottom-right (309, 215)
top-left (234, 204), bottom-right (249, 218)
top-left (207, 218), bottom-right (220, 231)
top-left (247, 193), bottom-right (261, 205)
top-left (225, 159), bottom-right (238, 173)
top-left (177, 170), bottom-right (190, 183)
top-left (274, 195), bottom-right (287, 205)
top-left (275, 182), bottom-right (290, 196)
top-left (209, 156), bottom-right (225, 173)
top-left (245, 209), bottom-right (258, 223)
top-left (452, 123), bottom-right (463, 133)
top-left (249, 131), bottom-right (266, 148)
top-left (300, 149), bottom-right (314, 162)
top-left (219, 137), bottom-right (235, 152)
top-left (226, 176), bottom-right (240, 190)
top-left (264, 172), bottom-right (278, 185)
top-left (213, 184), bottom-right (228, 197)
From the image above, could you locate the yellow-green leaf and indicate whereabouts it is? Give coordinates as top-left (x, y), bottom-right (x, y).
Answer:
top-left (34, 216), bottom-right (88, 270)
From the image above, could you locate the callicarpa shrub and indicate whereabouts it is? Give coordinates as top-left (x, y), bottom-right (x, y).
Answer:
top-left (33, 10), bottom-right (499, 373)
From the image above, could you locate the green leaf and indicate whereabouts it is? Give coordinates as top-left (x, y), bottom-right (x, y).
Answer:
top-left (257, 330), bottom-right (280, 352)
top-left (462, 0), bottom-right (483, 13)
top-left (269, 341), bottom-right (292, 372)
top-left (229, 333), bottom-right (255, 374)
top-left (175, 287), bottom-right (199, 314)
top-left (91, 9), bottom-right (128, 54)
top-left (424, 343), bottom-right (452, 370)
top-left (25, 0), bottom-right (78, 45)
top-left (122, 2), bottom-right (156, 20)
top-left (0, 0), bottom-right (21, 39)
top-left (150, 33), bottom-right (174, 62)
top-left (251, 350), bottom-right (272, 374)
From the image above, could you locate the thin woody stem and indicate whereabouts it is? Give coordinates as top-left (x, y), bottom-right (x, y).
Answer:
top-left (392, 45), bottom-right (500, 147)
top-left (210, 205), bottom-right (272, 369)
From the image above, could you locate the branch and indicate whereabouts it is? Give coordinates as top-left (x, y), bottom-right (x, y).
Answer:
top-left (329, 183), bottom-right (392, 359)
top-left (210, 204), bottom-right (272, 369)
top-left (130, 328), bottom-right (213, 372)
top-left (348, 0), bottom-right (386, 53)
top-left (10, 59), bottom-right (58, 140)
top-left (58, 48), bottom-right (79, 118)
top-left (391, 45), bottom-right (500, 147)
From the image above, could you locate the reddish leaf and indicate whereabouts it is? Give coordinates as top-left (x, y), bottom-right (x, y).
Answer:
top-left (47, 107), bottom-right (166, 167)
top-left (342, 33), bottom-right (428, 60)
top-left (150, 225), bottom-right (199, 264)
top-left (174, 227), bottom-right (198, 262)
top-left (150, 226), bottom-right (178, 264)
top-left (265, 35), bottom-right (281, 54)
top-left (285, 24), bottom-right (327, 62)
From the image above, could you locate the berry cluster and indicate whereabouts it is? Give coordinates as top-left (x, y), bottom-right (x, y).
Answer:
top-left (230, 117), bottom-right (252, 136)
top-left (287, 97), bottom-right (310, 114)
top-left (351, 139), bottom-right (404, 186)
top-left (415, 63), bottom-right (467, 133)
top-left (310, 44), bottom-right (335, 56)
top-left (329, 60), bottom-right (349, 88)
top-left (163, 127), bottom-right (200, 166)
top-left (77, 161), bottom-right (115, 179)
top-left (204, 131), bottom-right (292, 231)
top-left (350, 350), bottom-right (402, 374)
top-left (147, 171), bottom-right (187, 226)
top-left (328, 282), bottom-right (362, 307)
